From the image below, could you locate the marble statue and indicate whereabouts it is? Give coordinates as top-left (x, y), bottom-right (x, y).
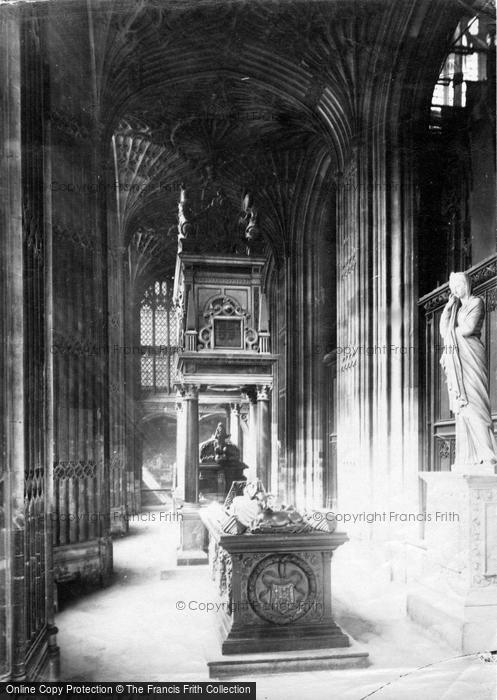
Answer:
top-left (440, 272), bottom-right (497, 473)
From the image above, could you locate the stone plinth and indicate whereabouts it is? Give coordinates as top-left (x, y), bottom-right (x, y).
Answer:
top-left (208, 645), bottom-right (369, 678)
top-left (177, 503), bottom-right (208, 566)
top-left (407, 473), bottom-right (497, 652)
top-left (198, 460), bottom-right (247, 502)
top-left (53, 536), bottom-right (113, 587)
top-left (201, 506), bottom-right (351, 654)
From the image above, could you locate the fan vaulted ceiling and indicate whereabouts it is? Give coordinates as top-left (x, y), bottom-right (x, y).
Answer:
top-left (79, 0), bottom-right (466, 281)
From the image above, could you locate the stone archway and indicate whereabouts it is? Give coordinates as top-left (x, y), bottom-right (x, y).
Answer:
top-left (140, 414), bottom-right (177, 507)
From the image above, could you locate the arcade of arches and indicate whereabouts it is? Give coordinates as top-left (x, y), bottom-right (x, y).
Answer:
top-left (0, 0), bottom-right (496, 686)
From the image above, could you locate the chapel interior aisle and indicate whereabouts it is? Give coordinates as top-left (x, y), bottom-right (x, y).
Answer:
top-left (55, 517), bottom-right (496, 698)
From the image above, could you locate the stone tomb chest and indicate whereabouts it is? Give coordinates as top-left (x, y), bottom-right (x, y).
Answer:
top-left (201, 502), bottom-right (349, 654)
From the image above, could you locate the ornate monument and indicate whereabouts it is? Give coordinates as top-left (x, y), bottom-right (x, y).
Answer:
top-left (173, 183), bottom-right (277, 565)
top-left (439, 271), bottom-right (497, 474)
top-left (201, 481), bottom-right (357, 656)
top-left (173, 183), bottom-right (278, 495)
top-left (410, 270), bottom-right (497, 654)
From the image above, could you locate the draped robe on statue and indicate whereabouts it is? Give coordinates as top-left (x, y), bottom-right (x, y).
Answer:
top-left (440, 295), bottom-right (497, 470)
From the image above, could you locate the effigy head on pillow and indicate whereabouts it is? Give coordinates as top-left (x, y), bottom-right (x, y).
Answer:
top-left (220, 479), bottom-right (336, 535)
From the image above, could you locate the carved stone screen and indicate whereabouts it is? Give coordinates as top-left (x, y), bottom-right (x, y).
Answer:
top-left (213, 318), bottom-right (243, 348)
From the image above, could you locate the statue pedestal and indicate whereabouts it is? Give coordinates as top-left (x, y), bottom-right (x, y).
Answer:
top-left (451, 461), bottom-right (496, 476)
top-left (201, 506), bottom-right (352, 655)
top-left (198, 460), bottom-right (247, 502)
top-left (177, 503), bottom-right (208, 566)
top-left (407, 473), bottom-right (497, 652)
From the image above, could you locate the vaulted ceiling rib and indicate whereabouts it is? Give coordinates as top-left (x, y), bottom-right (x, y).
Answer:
top-left (84, 0), bottom-right (468, 285)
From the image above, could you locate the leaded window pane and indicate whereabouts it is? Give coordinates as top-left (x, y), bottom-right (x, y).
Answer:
top-left (140, 305), bottom-right (153, 345)
top-left (141, 355), bottom-right (153, 386)
top-left (139, 280), bottom-right (178, 392)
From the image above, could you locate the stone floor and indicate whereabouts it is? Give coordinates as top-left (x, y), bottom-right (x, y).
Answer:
top-left (56, 512), bottom-right (497, 699)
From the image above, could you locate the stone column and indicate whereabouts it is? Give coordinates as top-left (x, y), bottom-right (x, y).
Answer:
top-left (241, 387), bottom-right (257, 480)
top-left (1, 9), bottom-right (26, 678)
top-left (230, 403), bottom-right (243, 453)
top-left (256, 385), bottom-right (272, 490)
top-left (176, 385), bottom-right (206, 566)
top-left (107, 179), bottom-right (127, 534)
top-left (0, 9), bottom-right (59, 678)
top-left (176, 384), bottom-right (199, 504)
top-left (224, 404), bottom-right (231, 431)
top-left (175, 390), bottom-right (186, 500)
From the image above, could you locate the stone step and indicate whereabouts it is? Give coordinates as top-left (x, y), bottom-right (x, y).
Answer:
top-left (208, 643), bottom-right (369, 679)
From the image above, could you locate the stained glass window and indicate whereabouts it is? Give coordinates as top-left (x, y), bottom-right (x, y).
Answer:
top-left (139, 280), bottom-right (180, 392)
top-left (431, 15), bottom-right (489, 121)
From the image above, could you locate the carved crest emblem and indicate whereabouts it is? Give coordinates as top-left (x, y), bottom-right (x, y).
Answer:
top-left (247, 554), bottom-right (318, 625)
top-left (270, 582), bottom-right (295, 608)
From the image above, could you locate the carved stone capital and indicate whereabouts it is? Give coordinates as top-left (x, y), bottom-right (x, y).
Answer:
top-left (256, 385), bottom-right (271, 401)
top-left (230, 403), bottom-right (241, 415)
top-left (241, 386), bottom-right (257, 404)
top-left (179, 383), bottom-right (199, 400)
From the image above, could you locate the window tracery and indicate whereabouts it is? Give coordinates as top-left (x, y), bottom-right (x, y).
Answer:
top-left (140, 280), bottom-right (180, 391)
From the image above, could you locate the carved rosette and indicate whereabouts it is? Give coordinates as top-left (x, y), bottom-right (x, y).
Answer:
top-left (246, 553), bottom-right (318, 625)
